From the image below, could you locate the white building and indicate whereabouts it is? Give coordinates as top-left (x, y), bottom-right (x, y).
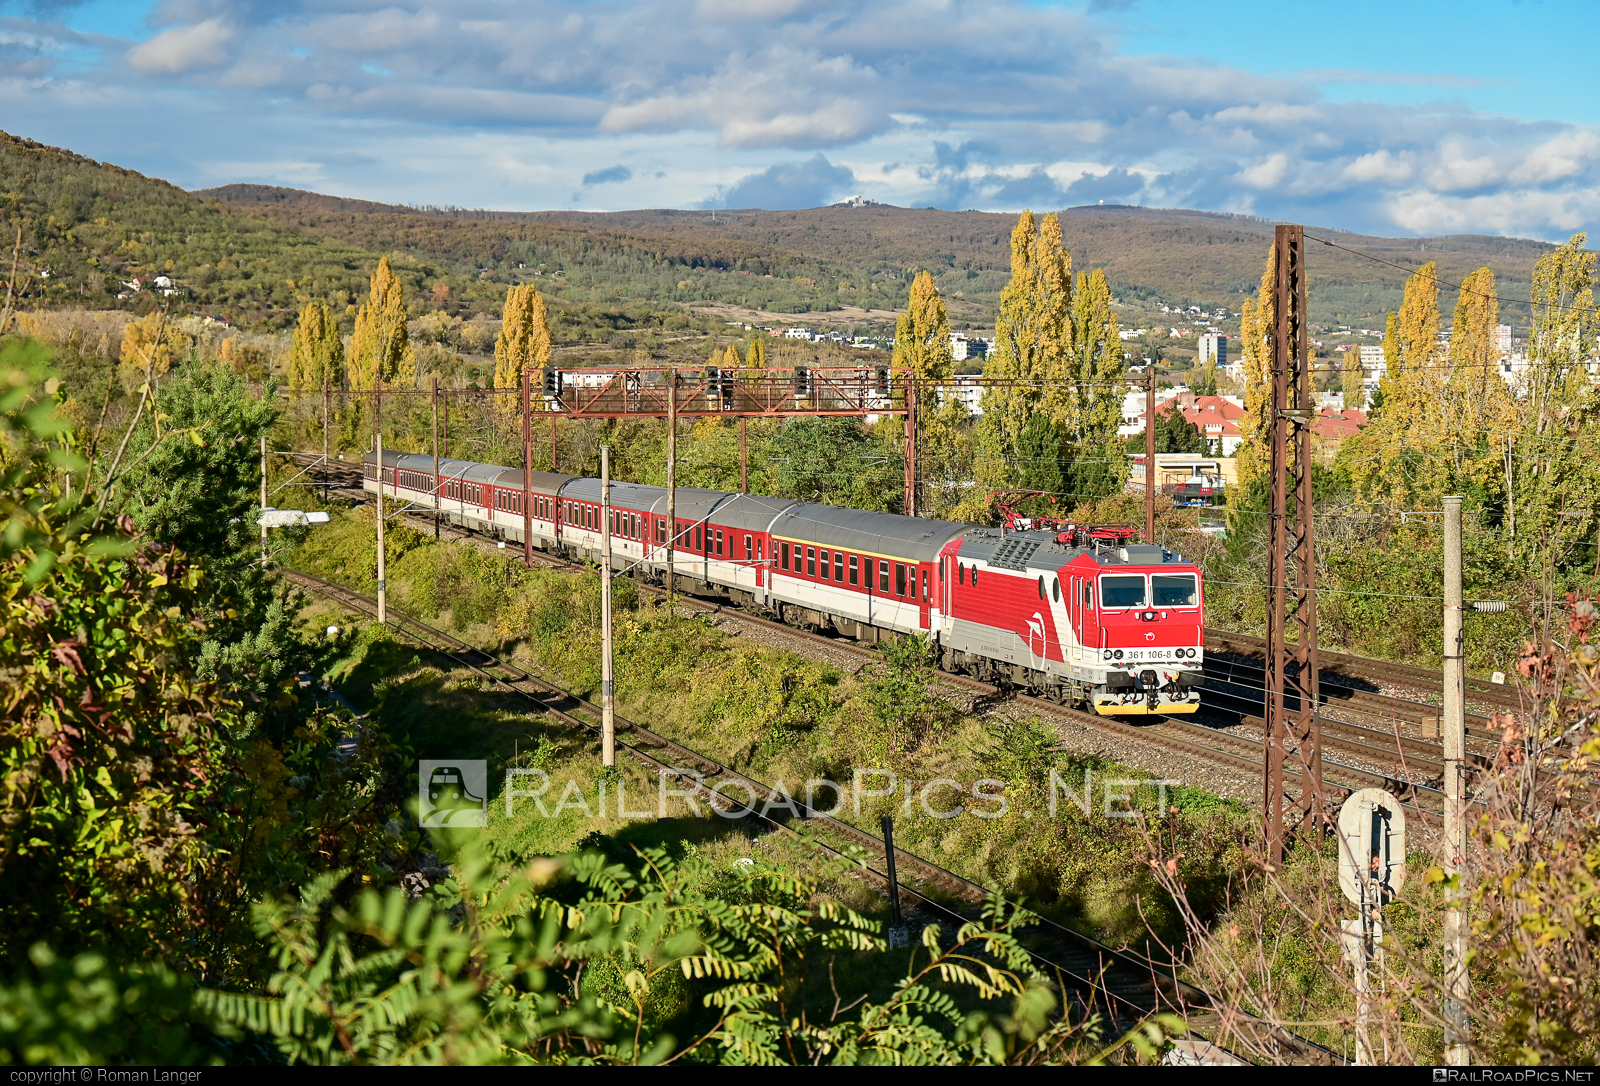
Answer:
top-left (949, 333), bottom-right (989, 361)
top-left (1197, 333), bottom-right (1227, 367)
top-left (1494, 324), bottom-right (1513, 356)
top-left (935, 377), bottom-right (986, 417)
top-left (784, 327), bottom-right (811, 339)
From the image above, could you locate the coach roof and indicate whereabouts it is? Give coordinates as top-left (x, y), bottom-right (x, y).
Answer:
top-left (773, 503), bottom-right (968, 563)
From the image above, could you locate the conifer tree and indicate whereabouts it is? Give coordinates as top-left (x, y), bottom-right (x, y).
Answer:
top-left (287, 302), bottom-right (344, 394)
top-left (492, 284), bottom-right (552, 409)
top-left (348, 256), bottom-right (415, 392)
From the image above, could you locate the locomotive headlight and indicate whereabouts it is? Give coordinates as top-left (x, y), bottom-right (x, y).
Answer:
top-left (1102, 650), bottom-right (1114, 661)
top-left (1113, 649), bottom-right (1124, 661)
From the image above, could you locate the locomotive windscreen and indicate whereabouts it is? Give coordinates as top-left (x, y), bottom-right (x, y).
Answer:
top-left (1152, 574), bottom-right (1199, 607)
top-left (1101, 575), bottom-right (1146, 608)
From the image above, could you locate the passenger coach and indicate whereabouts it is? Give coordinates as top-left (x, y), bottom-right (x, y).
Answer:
top-left (364, 449), bottom-right (1204, 716)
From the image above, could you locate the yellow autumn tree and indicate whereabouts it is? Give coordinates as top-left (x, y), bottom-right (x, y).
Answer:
top-left (347, 255), bottom-right (415, 392)
top-left (889, 271), bottom-right (968, 517)
top-left (1064, 267), bottom-right (1127, 502)
top-left (1346, 263), bottom-right (1445, 507)
top-left (117, 311), bottom-right (192, 392)
top-left (1341, 349), bottom-right (1363, 410)
top-left (287, 302), bottom-right (344, 393)
top-left (1233, 248), bottom-right (1275, 495)
top-left (492, 284), bottom-right (552, 412)
top-left (1445, 267), bottom-right (1514, 492)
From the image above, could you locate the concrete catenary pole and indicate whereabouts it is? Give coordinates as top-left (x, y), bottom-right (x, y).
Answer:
top-left (431, 377), bottom-right (440, 539)
top-left (600, 445), bottom-right (616, 768)
top-left (666, 369), bottom-right (677, 602)
top-left (522, 370), bottom-right (533, 569)
top-left (375, 428), bottom-right (387, 625)
top-left (260, 433), bottom-right (268, 563)
top-left (1442, 494), bottom-right (1469, 1064)
top-left (1145, 366), bottom-right (1157, 544)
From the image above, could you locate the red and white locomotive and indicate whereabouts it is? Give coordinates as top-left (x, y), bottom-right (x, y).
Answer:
top-left (364, 449), bottom-right (1204, 715)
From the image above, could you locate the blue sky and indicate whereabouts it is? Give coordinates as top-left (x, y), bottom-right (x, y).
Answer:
top-left (2, 0), bottom-right (1596, 240)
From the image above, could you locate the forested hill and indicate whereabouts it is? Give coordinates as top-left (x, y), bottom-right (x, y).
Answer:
top-left (0, 127), bottom-right (1562, 333)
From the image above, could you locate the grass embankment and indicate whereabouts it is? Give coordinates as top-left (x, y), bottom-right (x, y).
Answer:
top-left (287, 508), bottom-right (1459, 1057)
top-left (288, 507), bottom-right (1251, 948)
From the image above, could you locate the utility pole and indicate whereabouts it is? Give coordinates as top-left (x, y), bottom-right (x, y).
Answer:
top-left (600, 446), bottom-right (616, 768)
top-left (1145, 366), bottom-right (1157, 543)
top-left (1442, 494), bottom-right (1469, 1064)
top-left (903, 372), bottom-right (917, 517)
top-left (322, 374), bottom-right (331, 499)
top-left (550, 412), bottom-right (558, 473)
top-left (431, 378), bottom-right (440, 539)
top-left (375, 428), bottom-right (387, 625)
top-left (522, 370), bottom-right (533, 569)
top-left (260, 433), bottom-right (268, 563)
top-left (740, 416), bottom-right (748, 494)
top-left (666, 368), bottom-right (678, 602)
top-left (1263, 224), bottom-right (1322, 865)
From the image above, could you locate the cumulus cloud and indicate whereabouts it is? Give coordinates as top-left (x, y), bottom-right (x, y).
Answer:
top-left (126, 18), bottom-right (233, 74)
top-left (712, 153), bottom-right (854, 209)
top-left (0, 0), bottom-right (1592, 238)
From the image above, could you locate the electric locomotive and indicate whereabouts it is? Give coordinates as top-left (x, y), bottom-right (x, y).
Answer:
top-left (363, 449), bottom-right (1205, 715)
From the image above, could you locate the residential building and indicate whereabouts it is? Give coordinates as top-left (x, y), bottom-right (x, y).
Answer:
top-left (1494, 325), bottom-right (1513, 356)
top-left (1197, 333), bottom-right (1227, 367)
top-left (949, 333), bottom-right (989, 361)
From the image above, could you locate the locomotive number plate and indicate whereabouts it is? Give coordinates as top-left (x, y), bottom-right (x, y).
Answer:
top-left (1122, 648), bottom-right (1202, 663)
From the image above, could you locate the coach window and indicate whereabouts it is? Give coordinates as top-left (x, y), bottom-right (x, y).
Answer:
top-left (781, 541), bottom-right (790, 570)
top-left (848, 554), bottom-right (859, 586)
top-left (716, 529), bottom-right (725, 556)
top-left (745, 534), bottom-right (753, 560)
top-left (693, 524), bottom-right (702, 551)
top-left (922, 569), bottom-right (930, 600)
top-left (895, 563), bottom-right (906, 596)
top-left (834, 551), bottom-right (844, 581)
top-left (757, 538), bottom-right (764, 561)
top-left (806, 547), bottom-right (816, 576)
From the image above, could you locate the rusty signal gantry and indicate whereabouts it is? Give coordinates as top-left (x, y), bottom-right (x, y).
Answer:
top-left (1263, 224), bottom-right (1325, 865)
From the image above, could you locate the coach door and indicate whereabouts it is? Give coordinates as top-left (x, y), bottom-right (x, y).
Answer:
top-left (917, 562), bottom-right (932, 630)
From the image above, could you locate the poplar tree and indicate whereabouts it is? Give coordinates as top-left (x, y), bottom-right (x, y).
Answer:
top-left (287, 302), bottom-right (344, 394)
top-left (891, 271), bottom-right (967, 517)
top-left (492, 284), bottom-right (552, 410)
top-left (1232, 249), bottom-right (1275, 495)
top-left (348, 256), bottom-right (415, 392)
top-left (1063, 267), bottom-right (1126, 502)
top-left (745, 336), bottom-right (767, 371)
top-left (1447, 267), bottom-right (1514, 487)
top-left (1341, 349), bottom-right (1363, 411)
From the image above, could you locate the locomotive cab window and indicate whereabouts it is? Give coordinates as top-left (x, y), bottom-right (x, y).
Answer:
top-left (1152, 573), bottom-right (1199, 608)
top-left (1100, 575), bottom-right (1147, 608)
top-left (1037, 576), bottom-right (1045, 600)
top-left (1052, 577), bottom-right (1060, 603)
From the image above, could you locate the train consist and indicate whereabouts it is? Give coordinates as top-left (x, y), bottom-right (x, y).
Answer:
top-left (364, 450), bottom-right (1205, 715)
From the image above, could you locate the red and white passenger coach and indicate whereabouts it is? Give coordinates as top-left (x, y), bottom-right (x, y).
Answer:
top-left (365, 449), bottom-right (1204, 715)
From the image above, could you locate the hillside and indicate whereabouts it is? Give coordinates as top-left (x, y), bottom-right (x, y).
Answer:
top-left (202, 184), bottom-right (1556, 329)
top-left (0, 128), bottom-right (1563, 338)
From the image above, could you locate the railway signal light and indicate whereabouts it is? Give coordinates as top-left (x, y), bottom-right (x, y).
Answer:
top-left (874, 365), bottom-right (889, 394)
top-left (542, 367), bottom-right (560, 397)
top-left (794, 366), bottom-right (811, 398)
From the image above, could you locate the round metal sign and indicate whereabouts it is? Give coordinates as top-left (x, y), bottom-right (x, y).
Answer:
top-left (1337, 788), bottom-right (1407, 906)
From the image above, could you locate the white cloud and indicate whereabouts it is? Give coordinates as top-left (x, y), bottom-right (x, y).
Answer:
top-left (0, 0), bottom-right (1590, 239)
top-left (125, 19), bottom-right (233, 74)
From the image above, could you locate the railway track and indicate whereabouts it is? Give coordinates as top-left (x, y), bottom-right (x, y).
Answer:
top-left (1206, 628), bottom-right (1522, 711)
top-left (308, 475), bottom-right (1447, 820)
top-left (288, 567), bottom-right (1340, 1064)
